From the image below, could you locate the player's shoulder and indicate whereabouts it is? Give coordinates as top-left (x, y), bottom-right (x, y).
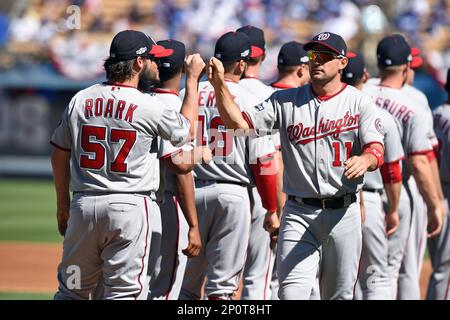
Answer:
top-left (270, 84), bottom-right (310, 103)
top-left (433, 103), bottom-right (450, 117)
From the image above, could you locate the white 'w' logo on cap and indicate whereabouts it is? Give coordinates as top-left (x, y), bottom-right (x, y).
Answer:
top-left (317, 33), bottom-right (330, 41)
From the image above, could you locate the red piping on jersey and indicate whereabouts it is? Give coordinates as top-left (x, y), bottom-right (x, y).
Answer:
top-left (243, 75), bottom-right (259, 80)
top-left (50, 141), bottom-right (71, 152)
top-left (104, 82), bottom-right (138, 89)
top-left (444, 275), bottom-right (450, 300)
top-left (160, 148), bottom-right (183, 160)
top-left (295, 125), bottom-right (359, 145)
top-left (165, 196), bottom-right (180, 300)
top-left (425, 150), bottom-right (436, 162)
top-left (409, 148), bottom-right (434, 156)
top-left (151, 88), bottom-right (179, 96)
top-left (362, 141), bottom-right (384, 151)
top-left (416, 209), bottom-right (427, 271)
top-left (242, 112), bottom-right (255, 129)
top-left (352, 221), bottom-right (364, 299)
top-left (136, 197), bottom-right (150, 300)
top-left (225, 78), bottom-right (239, 84)
top-left (385, 156), bottom-right (406, 164)
top-left (263, 246), bottom-right (272, 300)
top-left (271, 82), bottom-right (295, 89)
top-left (311, 83), bottom-right (347, 101)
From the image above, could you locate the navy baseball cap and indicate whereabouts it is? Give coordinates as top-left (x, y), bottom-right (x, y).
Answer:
top-left (303, 32), bottom-right (347, 57)
top-left (377, 34), bottom-right (412, 67)
top-left (342, 51), bottom-right (365, 83)
top-left (278, 41), bottom-right (309, 66)
top-left (156, 39), bottom-right (185, 71)
top-left (109, 30), bottom-right (171, 61)
top-left (214, 31), bottom-right (251, 62)
top-left (236, 25), bottom-right (265, 58)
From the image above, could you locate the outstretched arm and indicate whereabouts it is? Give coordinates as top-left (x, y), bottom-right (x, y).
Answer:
top-left (344, 142), bottom-right (384, 179)
top-left (208, 57), bottom-right (250, 131)
top-left (180, 54), bottom-right (206, 140)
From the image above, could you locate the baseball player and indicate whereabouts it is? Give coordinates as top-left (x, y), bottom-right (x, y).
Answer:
top-left (363, 34), bottom-right (443, 299)
top-left (209, 32), bottom-right (386, 300)
top-left (269, 41), bottom-right (316, 300)
top-left (427, 68), bottom-right (450, 300)
top-left (235, 25), bottom-right (280, 300)
top-left (271, 41), bottom-right (311, 90)
top-left (179, 31), bottom-right (277, 300)
top-left (141, 39), bottom-right (210, 300)
top-left (396, 46), bottom-right (444, 300)
top-left (343, 52), bottom-right (403, 300)
top-left (50, 30), bottom-right (205, 300)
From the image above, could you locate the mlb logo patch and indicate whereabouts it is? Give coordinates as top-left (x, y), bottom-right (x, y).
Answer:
top-left (254, 104), bottom-right (265, 112)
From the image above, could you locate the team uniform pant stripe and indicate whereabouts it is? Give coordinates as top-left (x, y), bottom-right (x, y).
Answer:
top-left (136, 196), bottom-right (150, 300)
top-left (263, 245), bottom-right (272, 300)
top-left (165, 196), bottom-right (180, 300)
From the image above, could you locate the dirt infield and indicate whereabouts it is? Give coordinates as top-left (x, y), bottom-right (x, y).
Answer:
top-left (0, 242), bottom-right (433, 299)
top-left (0, 242), bottom-right (61, 293)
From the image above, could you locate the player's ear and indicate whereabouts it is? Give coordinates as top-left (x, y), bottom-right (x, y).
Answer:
top-left (338, 57), bottom-right (348, 70)
top-left (362, 69), bottom-right (369, 84)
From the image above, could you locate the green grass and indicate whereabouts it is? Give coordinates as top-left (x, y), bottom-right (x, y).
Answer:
top-left (0, 291), bottom-right (53, 300)
top-left (0, 179), bottom-right (62, 243)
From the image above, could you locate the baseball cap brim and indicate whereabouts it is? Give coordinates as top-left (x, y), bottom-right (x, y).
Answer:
top-left (250, 46), bottom-right (264, 58)
top-left (303, 41), bottom-right (341, 55)
top-left (149, 44), bottom-right (173, 58)
top-left (411, 56), bottom-right (423, 69)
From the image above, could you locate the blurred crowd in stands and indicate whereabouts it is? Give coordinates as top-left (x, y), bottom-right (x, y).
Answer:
top-left (0, 0), bottom-right (449, 86)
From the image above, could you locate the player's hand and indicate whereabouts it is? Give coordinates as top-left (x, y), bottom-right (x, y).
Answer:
top-left (344, 155), bottom-right (370, 180)
top-left (263, 211), bottom-right (280, 235)
top-left (208, 57), bottom-right (225, 88)
top-left (185, 53), bottom-right (205, 80)
top-left (201, 146), bottom-right (213, 164)
top-left (56, 210), bottom-right (70, 236)
top-left (385, 210), bottom-right (400, 237)
top-left (183, 225), bottom-right (202, 258)
top-left (427, 205), bottom-right (443, 238)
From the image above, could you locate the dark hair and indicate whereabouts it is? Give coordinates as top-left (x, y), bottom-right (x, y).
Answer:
top-left (104, 57), bottom-right (135, 83)
top-left (342, 76), bottom-right (363, 87)
top-left (247, 55), bottom-right (264, 66)
top-left (223, 60), bottom-right (240, 74)
top-left (159, 67), bottom-right (183, 83)
top-left (277, 64), bottom-right (300, 75)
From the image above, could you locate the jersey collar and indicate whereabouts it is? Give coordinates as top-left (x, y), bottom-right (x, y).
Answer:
top-left (103, 82), bottom-right (138, 89)
top-left (311, 83), bottom-right (347, 102)
top-left (150, 88), bottom-right (179, 96)
top-left (225, 78), bottom-right (239, 84)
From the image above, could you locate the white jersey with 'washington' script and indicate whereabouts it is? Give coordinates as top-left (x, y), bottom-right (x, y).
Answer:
top-left (242, 83), bottom-right (384, 198)
top-left (50, 83), bottom-right (191, 193)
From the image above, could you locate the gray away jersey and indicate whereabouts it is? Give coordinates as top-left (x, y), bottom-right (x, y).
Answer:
top-left (364, 108), bottom-right (405, 190)
top-left (181, 80), bottom-right (275, 185)
top-left (242, 83), bottom-right (384, 198)
top-left (366, 78), bottom-right (438, 148)
top-left (153, 90), bottom-right (195, 197)
top-left (239, 77), bottom-right (280, 149)
top-left (433, 104), bottom-right (450, 183)
top-left (50, 83), bottom-right (191, 193)
top-left (363, 84), bottom-right (433, 180)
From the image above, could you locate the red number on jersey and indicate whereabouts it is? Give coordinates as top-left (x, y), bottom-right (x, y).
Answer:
top-left (197, 115), bottom-right (233, 157)
top-left (110, 129), bottom-right (137, 173)
top-left (332, 141), bottom-right (353, 167)
top-left (79, 125), bottom-right (137, 173)
top-left (80, 126), bottom-right (106, 170)
top-left (210, 116), bottom-right (232, 157)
